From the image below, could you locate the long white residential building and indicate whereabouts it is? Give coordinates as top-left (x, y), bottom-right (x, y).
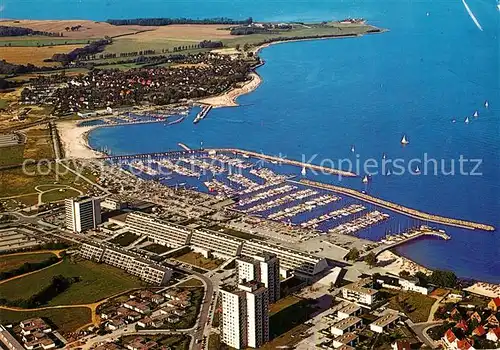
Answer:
top-left (241, 240), bottom-right (328, 278)
top-left (341, 278), bottom-right (379, 306)
top-left (220, 281), bottom-right (269, 349)
top-left (65, 197), bottom-right (101, 233)
top-left (80, 242), bottom-right (172, 285)
top-left (190, 228), bottom-right (244, 258)
top-left (125, 212), bottom-right (192, 248)
top-left (236, 252), bottom-right (280, 303)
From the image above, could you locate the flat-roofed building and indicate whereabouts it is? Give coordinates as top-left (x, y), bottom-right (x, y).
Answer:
top-left (341, 278), bottom-right (378, 306)
top-left (190, 228), bottom-right (244, 258)
top-left (337, 303), bottom-right (363, 320)
top-left (331, 316), bottom-right (363, 336)
top-left (80, 243), bottom-right (172, 285)
top-left (0, 325), bottom-right (24, 350)
top-left (125, 212), bottom-right (192, 248)
top-left (332, 332), bottom-right (359, 348)
top-left (236, 252), bottom-right (280, 303)
top-left (241, 240), bottom-right (328, 278)
top-left (65, 196), bottom-right (101, 233)
top-left (370, 312), bottom-right (400, 333)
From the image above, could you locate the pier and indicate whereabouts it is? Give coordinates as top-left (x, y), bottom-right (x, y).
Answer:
top-left (372, 229), bottom-right (451, 257)
top-left (298, 179), bottom-right (495, 232)
top-left (193, 105), bottom-right (212, 124)
top-left (178, 143), bottom-right (192, 151)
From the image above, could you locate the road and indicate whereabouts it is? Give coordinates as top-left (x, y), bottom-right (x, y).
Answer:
top-left (407, 320), bottom-right (442, 349)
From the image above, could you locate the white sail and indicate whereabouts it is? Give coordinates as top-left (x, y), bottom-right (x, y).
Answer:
top-left (401, 135), bottom-right (409, 145)
top-left (416, 166), bottom-right (421, 173)
top-left (387, 170), bottom-right (391, 176)
top-left (465, 117), bottom-right (470, 124)
top-left (301, 166), bottom-right (306, 176)
top-left (485, 100), bottom-right (489, 108)
top-left (473, 111), bottom-right (479, 117)
top-left (362, 175), bottom-right (369, 183)
top-left (351, 145), bottom-right (355, 153)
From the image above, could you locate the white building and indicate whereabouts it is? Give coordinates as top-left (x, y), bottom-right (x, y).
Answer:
top-left (0, 325), bottom-right (24, 350)
top-left (241, 240), bottom-right (328, 278)
top-left (190, 228), bottom-right (244, 258)
top-left (80, 242), bottom-right (172, 285)
top-left (220, 282), bottom-right (270, 349)
top-left (341, 278), bottom-right (378, 306)
top-left (236, 252), bottom-right (280, 303)
top-left (369, 312), bottom-right (400, 333)
top-left (125, 212), bottom-right (192, 248)
top-left (330, 316), bottom-right (363, 336)
top-left (65, 197), bottom-right (101, 233)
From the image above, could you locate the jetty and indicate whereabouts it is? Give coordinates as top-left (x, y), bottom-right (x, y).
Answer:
top-left (177, 143), bottom-right (191, 151)
top-left (193, 105), bottom-right (212, 124)
top-left (214, 148), bottom-right (357, 177)
top-left (298, 179), bottom-right (495, 232)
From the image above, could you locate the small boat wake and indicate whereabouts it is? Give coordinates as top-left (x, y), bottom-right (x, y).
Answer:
top-left (461, 0), bottom-right (483, 31)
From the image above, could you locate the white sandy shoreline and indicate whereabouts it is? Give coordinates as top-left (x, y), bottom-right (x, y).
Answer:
top-left (57, 120), bottom-right (103, 159)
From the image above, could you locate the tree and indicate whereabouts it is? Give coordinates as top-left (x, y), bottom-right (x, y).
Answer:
top-left (345, 248), bottom-right (360, 261)
top-left (399, 270), bottom-right (411, 278)
top-left (428, 270), bottom-right (457, 288)
top-left (364, 252), bottom-right (377, 267)
top-left (235, 44), bottom-right (240, 51)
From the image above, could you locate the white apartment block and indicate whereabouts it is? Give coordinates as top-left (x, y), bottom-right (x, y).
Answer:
top-left (241, 240), bottom-right (328, 278)
top-left (220, 282), bottom-right (270, 349)
top-left (190, 228), bottom-right (244, 258)
top-left (65, 197), bottom-right (101, 233)
top-left (369, 312), bottom-right (400, 333)
top-left (125, 212), bottom-right (192, 248)
top-left (341, 278), bottom-right (379, 306)
top-left (80, 243), bottom-right (172, 285)
top-left (236, 252), bottom-right (280, 303)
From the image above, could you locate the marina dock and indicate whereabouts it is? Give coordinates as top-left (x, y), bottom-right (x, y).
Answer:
top-left (193, 105), bottom-right (212, 124)
top-left (372, 228), bottom-right (451, 256)
top-left (298, 179), bottom-right (495, 232)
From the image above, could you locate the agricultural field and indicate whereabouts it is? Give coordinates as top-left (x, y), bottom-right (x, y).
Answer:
top-left (22, 125), bottom-right (55, 160)
top-left (0, 37), bottom-right (94, 47)
top-left (0, 252), bottom-right (57, 273)
top-left (0, 145), bottom-right (24, 167)
top-left (0, 258), bottom-right (142, 306)
top-left (0, 45), bottom-right (84, 66)
top-left (0, 307), bottom-right (91, 334)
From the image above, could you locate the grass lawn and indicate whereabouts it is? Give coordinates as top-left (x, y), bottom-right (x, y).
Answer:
top-left (0, 145), bottom-right (25, 166)
top-left (23, 126), bottom-right (54, 160)
top-left (177, 278), bottom-right (203, 288)
top-left (142, 243), bottom-right (172, 254)
top-left (209, 225), bottom-right (258, 240)
top-left (41, 188), bottom-right (81, 203)
top-left (0, 252), bottom-right (56, 273)
top-left (386, 289), bottom-right (436, 323)
top-left (0, 99), bottom-right (7, 109)
top-left (208, 333), bottom-right (229, 350)
top-left (269, 295), bottom-right (301, 315)
top-left (0, 307), bottom-right (91, 334)
top-left (0, 258), bottom-right (142, 306)
top-left (110, 232), bottom-right (139, 247)
top-left (175, 251), bottom-right (224, 271)
top-left (0, 163), bottom-right (91, 199)
top-left (269, 296), bottom-right (316, 339)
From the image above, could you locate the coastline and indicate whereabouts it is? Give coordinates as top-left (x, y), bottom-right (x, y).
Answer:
top-left (57, 120), bottom-right (104, 159)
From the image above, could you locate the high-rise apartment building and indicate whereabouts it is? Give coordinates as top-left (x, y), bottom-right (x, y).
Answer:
top-left (65, 197), bottom-right (101, 233)
top-left (236, 252), bottom-right (280, 303)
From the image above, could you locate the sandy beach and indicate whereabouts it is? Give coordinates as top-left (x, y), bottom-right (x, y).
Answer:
top-left (199, 72), bottom-right (262, 108)
top-left (377, 250), bottom-right (432, 276)
top-left (57, 120), bottom-right (102, 159)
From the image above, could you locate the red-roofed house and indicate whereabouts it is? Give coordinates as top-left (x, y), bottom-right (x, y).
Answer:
top-left (468, 311), bottom-right (481, 324)
top-left (472, 325), bottom-right (486, 337)
top-left (486, 314), bottom-right (499, 327)
top-left (456, 339), bottom-right (474, 350)
top-left (443, 329), bottom-right (458, 348)
top-left (391, 339), bottom-right (411, 350)
top-left (488, 297), bottom-right (500, 312)
top-left (486, 327), bottom-right (500, 342)
top-left (456, 320), bottom-right (468, 332)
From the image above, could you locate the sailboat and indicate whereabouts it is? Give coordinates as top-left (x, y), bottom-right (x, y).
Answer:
top-left (351, 145), bottom-right (355, 153)
top-left (301, 166), bottom-right (307, 176)
top-left (415, 166), bottom-right (421, 174)
top-left (386, 169), bottom-right (391, 176)
top-left (473, 111), bottom-right (479, 118)
top-left (401, 135), bottom-right (409, 145)
top-left (362, 175), bottom-right (369, 184)
top-left (382, 153), bottom-right (386, 160)
top-left (465, 117), bottom-right (470, 124)
top-left (485, 100), bottom-right (489, 108)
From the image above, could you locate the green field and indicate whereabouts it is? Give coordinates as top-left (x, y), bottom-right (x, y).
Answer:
top-left (387, 290), bottom-right (436, 323)
top-left (0, 99), bottom-right (7, 109)
top-left (41, 188), bottom-right (81, 203)
top-left (0, 258), bottom-right (142, 306)
top-left (0, 252), bottom-right (57, 273)
top-left (0, 38), bottom-right (94, 47)
top-left (176, 251), bottom-right (224, 270)
top-left (0, 307), bottom-right (91, 334)
top-left (142, 243), bottom-right (172, 254)
top-left (0, 145), bottom-right (25, 167)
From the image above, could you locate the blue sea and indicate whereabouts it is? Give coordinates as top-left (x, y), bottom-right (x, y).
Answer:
top-left (6, 0), bottom-right (499, 282)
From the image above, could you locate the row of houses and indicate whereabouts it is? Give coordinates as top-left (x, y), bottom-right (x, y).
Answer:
top-left (0, 318), bottom-right (57, 350)
top-left (80, 242), bottom-right (172, 285)
top-left (125, 212), bottom-right (328, 279)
